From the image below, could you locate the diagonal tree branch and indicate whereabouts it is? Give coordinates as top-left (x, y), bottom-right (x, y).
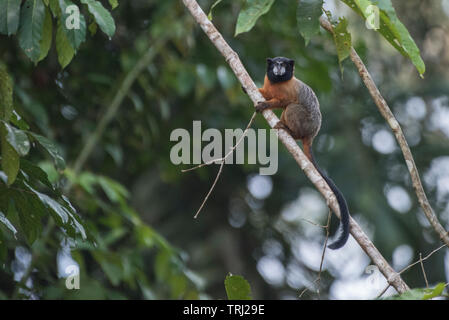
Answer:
top-left (319, 16), bottom-right (449, 249)
top-left (182, 0), bottom-right (409, 294)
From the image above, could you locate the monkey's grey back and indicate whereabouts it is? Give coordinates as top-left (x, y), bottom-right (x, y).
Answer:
top-left (281, 79), bottom-right (322, 141)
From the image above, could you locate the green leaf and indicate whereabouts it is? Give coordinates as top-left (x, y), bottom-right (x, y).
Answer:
top-left (97, 176), bottom-right (129, 203)
top-left (224, 274), bottom-right (252, 300)
top-left (58, 0), bottom-right (86, 50)
top-left (0, 0), bottom-right (22, 35)
top-left (1, 124), bottom-right (20, 185)
top-left (20, 159), bottom-right (55, 191)
top-left (108, 0), bottom-right (118, 10)
top-left (387, 288), bottom-right (426, 300)
top-left (26, 184), bottom-right (68, 224)
top-left (12, 191), bottom-right (44, 244)
top-left (49, 0), bottom-right (61, 17)
top-left (88, 21), bottom-right (97, 36)
top-left (332, 17), bottom-right (352, 75)
top-left (92, 251), bottom-right (123, 286)
top-left (423, 283), bottom-right (446, 300)
top-left (28, 132), bottom-right (66, 170)
top-left (18, 0), bottom-right (46, 62)
top-left (23, 181), bottom-right (87, 240)
top-left (0, 211), bottom-right (17, 235)
top-left (296, 0), bottom-right (323, 45)
top-left (0, 64), bottom-right (13, 122)
top-left (340, 0), bottom-right (425, 76)
top-left (55, 20), bottom-right (75, 68)
top-left (38, 7), bottom-right (53, 62)
top-left (10, 111), bottom-right (30, 131)
top-left (80, 0), bottom-right (116, 38)
top-left (385, 283), bottom-right (446, 300)
top-left (235, 0), bottom-right (275, 36)
top-left (208, 0), bottom-right (224, 20)
top-left (2, 122), bottom-right (30, 157)
top-left (155, 249), bottom-right (171, 281)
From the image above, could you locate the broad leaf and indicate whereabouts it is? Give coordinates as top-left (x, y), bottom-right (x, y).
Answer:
top-left (235, 0), bottom-right (275, 36)
top-left (10, 111), bottom-right (30, 131)
top-left (423, 283), bottom-right (446, 300)
top-left (0, 0), bottom-right (22, 35)
top-left (49, 0), bottom-right (61, 17)
top-left (0, 211), bottom-right (17, 235)
top-left (340, 0), bottom-right (425, 76)
top-left (20, 159), bottom-right (55, 191)
top-left (386, 283), bottom-right (446, 300)
top-left (28, 132), bottom-right (66, 170)
top-left (81, 0), bottom-right (116, 38)
top-left (0, 65), bottom-right (13, 121)
top-left (18, 0), bottom-right (46, 62)
top-left (2, 122), bottom-right (30, 157)
top-left (55, 20), bottom-right (75, 68)
top-left (38, 7), bottom-right (53, 62)
top-left (108, 0), bottom-right (118, 10)
top-left (23, 181), bottom-right (87, 240)
top-left (224, 274), bottom-right (252, 300)
top-left (12, 191), bottom-right (45, 245)
top-left (297, 0), bottom-right (323, 45)
top-left (332, 17), bottom-right (352, 74)
top-left (97, 176), bottom-right (129, 203)
top-left (58, 0), bottom-right (86, 50)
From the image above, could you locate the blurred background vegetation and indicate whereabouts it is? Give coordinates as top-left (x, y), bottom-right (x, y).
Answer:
top-left (0, 0), bottom-right (449, 299)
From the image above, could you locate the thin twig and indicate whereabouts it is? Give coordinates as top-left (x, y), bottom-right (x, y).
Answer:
top-left (182, 112), bottom-right (257, 173)
top-left (319, 16), bottom-right (449, 249)
top-left (185, 112), bottom-right (256, 218)
top-left (298, 210), bottom-right (331, 299)
top-left (419, 253), bottom-right (429, 288)
top-left (300, 218), bottom-right (327, 228)
top-left (193, 160), bottom-right (224, 219)
top-left (375, 285), bottom-right (390, 300)
top-left (399, 244), bottom-right (445, 275)
top-left (315, 210), bottom-right (332, 298)
top-left (376, 244), bottom-right (446, 298)
top-left (182, 0), bottom-right (409, 294)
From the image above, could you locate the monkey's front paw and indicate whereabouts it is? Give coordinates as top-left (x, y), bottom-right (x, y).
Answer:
top-left (255, 102), bottom-right (268, 113)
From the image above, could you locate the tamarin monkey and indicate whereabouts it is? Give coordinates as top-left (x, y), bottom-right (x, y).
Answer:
top-left (253, 56), bottom-right (350, 249)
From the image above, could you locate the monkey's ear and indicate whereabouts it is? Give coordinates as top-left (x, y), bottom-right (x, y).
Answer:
top-left (266, 58), bottom-right (273, 65)
top-left (288, 59), bottom-right (295, 67)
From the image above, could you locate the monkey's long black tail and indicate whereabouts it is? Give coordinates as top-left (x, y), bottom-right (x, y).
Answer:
top-left (304, 143), bottom-right (350, 250)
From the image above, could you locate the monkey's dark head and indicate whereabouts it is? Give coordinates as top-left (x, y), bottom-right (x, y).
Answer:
top-left (266, 57), bottom-right (295, 83)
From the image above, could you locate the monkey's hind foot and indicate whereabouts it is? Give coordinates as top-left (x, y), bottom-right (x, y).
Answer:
top-left (274, 121), bottom-right (294, 136)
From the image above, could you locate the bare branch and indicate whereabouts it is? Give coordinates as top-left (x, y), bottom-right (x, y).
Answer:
top-left (376, 244), bottom-right (446, 298)
top-left (184, 112), bottom-right (257, 218)
top-left (419, 253), bottom-right (429, 288)
top-left (193, 160), bottom-right (225, 219)
top-left (182, 112), bottom-right (257, 173)
top-left (319, 17), bottom-right (449, 249)
top-left (182, 0), bottom-right (409, 294)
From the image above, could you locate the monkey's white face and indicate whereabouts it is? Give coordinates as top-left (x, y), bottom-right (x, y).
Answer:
top-left (272, 62), bottom-right (286, 76)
